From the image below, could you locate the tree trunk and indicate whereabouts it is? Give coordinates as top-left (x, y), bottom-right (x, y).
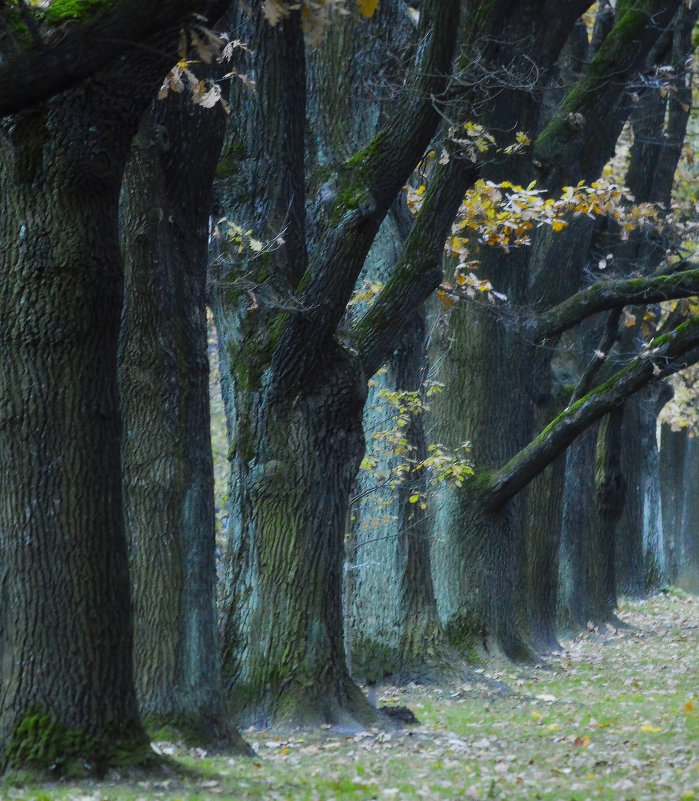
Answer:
top-left (659, 425), bottom-right (699, 592)
top-left (0, 92), bottom-right (148, 774)
top-left (595, 409), bottom-right (626, 600)
top-left (429, 297), bottom-right (533, 660)
top-left (613, 387), bottom-right (669, 595)
top-left (215, 340), bottom-right (373, 727)
top-left (348, 308), bottom-right (450, 682)
top-left (679, 437), bottom-right (699, 592)
top-left (524, 459), bottom-right (566, 652)
top-left (559, 424), bottom-right (616, 629)
top-left (659, 425), bottom-right (687, 585)
top-left (119, 95), bottom-right (241, 746)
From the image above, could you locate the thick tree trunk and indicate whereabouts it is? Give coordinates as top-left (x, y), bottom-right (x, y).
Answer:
top-left (524, 459), bottom-right (566, 652)
top-left (119, 96), bottom-right (240, 746)
top-left (429, 297), bottom-right (533, 660)
top-left (214, 340), bottom-right (373, 727)
top-left (662, 429), bottom-right (699, 593)
top-left (613, 387), bottom-right (669, 595)
top-left (348, 309), bottom-right (450, 682)
top-left (678, 436), bottom-right (699, 592)
top-left (559, 424), bottom-right (617, 629)
top-left (427, 3), bottom-right (604, 659)
top-left (0, 93), bottom-right (148, 774)
top-left (659, 425), bottom-right (687, 584)
top-left (595, 409), bottom-right (626, 599)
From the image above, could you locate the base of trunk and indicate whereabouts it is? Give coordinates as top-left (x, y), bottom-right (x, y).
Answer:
top-left (231, 676), bottom-right (377, 732)
top-left (527, 625), bottom-right (563, 654)
top-left (1, 712), bottom-right (151, 778)
top-left (144, 713), bottom-right (251, 754)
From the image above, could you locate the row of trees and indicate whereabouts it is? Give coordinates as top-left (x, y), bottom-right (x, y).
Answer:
top-left (0, 0), bottom-right (697, 776)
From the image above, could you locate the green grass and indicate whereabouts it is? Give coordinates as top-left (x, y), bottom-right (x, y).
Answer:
top-left (3, 593), bottom-right (697, 800)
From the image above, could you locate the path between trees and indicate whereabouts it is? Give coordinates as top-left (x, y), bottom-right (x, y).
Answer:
top-left (3, 593), bottom-right (697, 801)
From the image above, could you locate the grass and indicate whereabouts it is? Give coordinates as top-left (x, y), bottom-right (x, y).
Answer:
top-left (2, 593), bottom-right (697, 800)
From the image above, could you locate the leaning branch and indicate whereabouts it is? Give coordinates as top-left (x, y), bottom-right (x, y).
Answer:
top-left (354, 156), bottom-right (479, 377)
top-left (269, 0), bottom-right (464, 391)
top-left (482, 314), bottom-right (699, 510)
top-left (533, 0), bottom-right (682, 188)
top-left (533, 267), bottom-right (699, 341)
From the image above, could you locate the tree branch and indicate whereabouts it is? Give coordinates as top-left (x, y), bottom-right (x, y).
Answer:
top-left (354, 156), bottom-right (479, 377)
top-left (0, 0), bottom-right (225, 116)
top-left (482, 314), bottom-right (699, 510)
top-left (533, 268), bottom-right (699, 341)
top-left (268, 0), bottom-right (467, 391)
top-left (568, 308), bottom-right (621, 404)
top-left (533, 0), bottom-right (682, 188)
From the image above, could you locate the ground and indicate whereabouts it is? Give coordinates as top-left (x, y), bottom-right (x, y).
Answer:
top-left (2, 592), bottom-right (697, 801)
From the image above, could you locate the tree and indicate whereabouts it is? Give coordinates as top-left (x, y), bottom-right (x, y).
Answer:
top-left (0, 0), bottom-right (227, 774)
top-left (119, 86), bottom-right (248, 746)
top-left (210, 0), bottom-right (699, 727)
top-left (427, 0), bottom-right (696, 658)
top-left (211, 0), bottom-right (472, 726)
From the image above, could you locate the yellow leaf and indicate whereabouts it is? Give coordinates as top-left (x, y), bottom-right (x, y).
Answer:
top-left (551, 219), bottom-right (568, 232)
top-left (356, 0), bottom-right (379, 17)
top-left (437, 289), bottom-right (455, 309)
top-left (639, 724), bottom-right (662, 733)
top-left (683, 701), bottom-right (695, 712)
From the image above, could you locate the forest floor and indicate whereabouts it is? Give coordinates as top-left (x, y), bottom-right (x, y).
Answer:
top-left (2, 591), bottom-right (697, 801)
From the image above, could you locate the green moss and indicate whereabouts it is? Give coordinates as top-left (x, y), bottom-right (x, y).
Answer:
top-left (40, 0), bottom-right (113, 23)
top-left (535, 2), bottom-right (659, 159)
top-left (216, 138), bottom-right (245, 180)
top-left (345, 137), bottom-right (381, 172)
top-left (350, 637), bottom-right (400, 683)
top-left (328, 136), bottom-right (382, 225)
top-left (4, 707), bottom-right (150, 777)
top-left (337, 183), bottom-right (368, 212)
top-left (442, 619), bottom-right (480, 657)
top-left (228, 310), bottom-right (286, 393)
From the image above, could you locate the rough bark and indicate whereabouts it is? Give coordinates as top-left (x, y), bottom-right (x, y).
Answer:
top-left (428, 1), bottom-right (595, 660)
top-left (0, 86), bottom-right (148, 775)
top-left (216, 349), bottom-right (371, 727)
top-left (349, 307), bottom-right (451, 682)
top-left (0, 0), bottom-right (227, 768)
top-left (119, 94), bottom-right (244, 747)
top-left (660, 426), bottom-right (699, 593)
top-left (0, 0), bottom-right (228, 115)
top-left (558, 424), bottom-right (616, 628)
top-left (678, 435), bottom-right (699, 592)
top-left (429, 293), bottom-right (533, 660)
top-left (659, 425), bottom-right (687, 584)
top-left (212, 0), bottom-right (463, 725)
